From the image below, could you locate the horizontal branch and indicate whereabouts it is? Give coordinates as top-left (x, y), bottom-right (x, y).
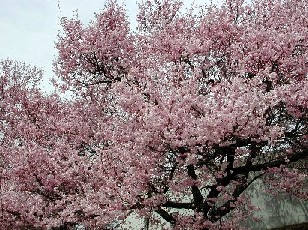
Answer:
top-left (162, 201), bottom-right (194, 209)
top-left (233, 148), bottom-right (308, 175)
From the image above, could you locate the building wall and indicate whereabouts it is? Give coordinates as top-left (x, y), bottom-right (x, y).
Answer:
top-left (243, 179), bottom-right (308, 230)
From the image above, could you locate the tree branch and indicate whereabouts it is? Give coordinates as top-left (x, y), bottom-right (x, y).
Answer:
top-left (233, 149), bottom-right (308, 175)
top-left (162, 201), bottom-right (194, 209)
top-left (210, 172), bottom-right (265, 222)
top-left (155, 208), bottom-right (176, 224)
top-left (187, 165), bottom-right (204, 210)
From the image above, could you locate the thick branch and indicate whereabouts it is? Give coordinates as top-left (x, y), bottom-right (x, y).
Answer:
top-left (162, 201), bottom-right (194, 209)
top-left (187, 165), bottom-right (203, 210)
top-left (233, 149), bottom-right (308, 175)
top-left (226, 146), bottom-right (235, 177)
top-left (155, 208), bottom-right (176, 224)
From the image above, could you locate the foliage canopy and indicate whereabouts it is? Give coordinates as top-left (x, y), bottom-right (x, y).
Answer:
top-left (0, 0), bottom-right (307, 229)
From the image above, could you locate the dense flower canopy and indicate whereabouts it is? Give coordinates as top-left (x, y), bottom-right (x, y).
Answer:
top-left (0, 0), bottom-right (307, 229)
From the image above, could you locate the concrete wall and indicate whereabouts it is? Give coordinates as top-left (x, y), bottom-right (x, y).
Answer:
top-left (243, 179), bottom-right (308, 230)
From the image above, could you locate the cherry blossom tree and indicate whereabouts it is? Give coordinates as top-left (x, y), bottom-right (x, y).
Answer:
top-left (1, 0), bottom-right (307, 229)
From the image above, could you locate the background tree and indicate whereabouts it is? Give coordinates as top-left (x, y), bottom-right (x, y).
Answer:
top-left (0, 0), bottom-right (307, 229)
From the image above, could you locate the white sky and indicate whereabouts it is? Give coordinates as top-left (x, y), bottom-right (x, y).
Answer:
top-left (0, 0), bottom-right (219, 92)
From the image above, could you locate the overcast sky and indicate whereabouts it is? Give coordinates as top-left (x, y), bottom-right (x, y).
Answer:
top-left (0, 0), bottom-right (219, 92)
